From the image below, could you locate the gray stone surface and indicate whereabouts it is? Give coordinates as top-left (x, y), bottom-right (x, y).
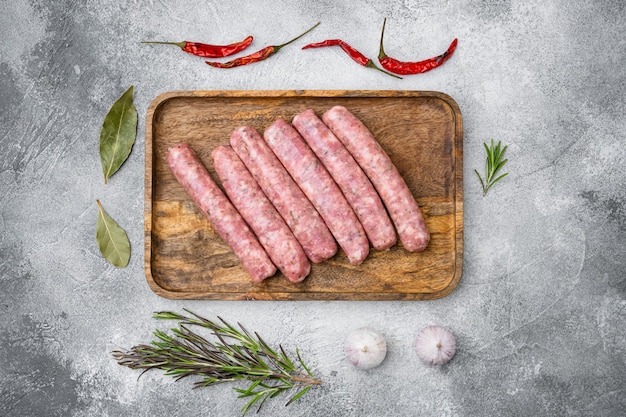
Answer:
top-left (1, 0), bottom-right (625, 416)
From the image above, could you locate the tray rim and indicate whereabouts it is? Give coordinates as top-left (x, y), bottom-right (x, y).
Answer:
top-left (144, 89), bottom-right (463, 301)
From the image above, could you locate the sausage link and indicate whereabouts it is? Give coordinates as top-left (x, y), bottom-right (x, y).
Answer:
top-left (263, 119), bottom-right (369, 265)
top-left (322, 106), bottom-right (430, 252)
top-left (292, 109), bottom-right (397, 250)
top-left (211, 145), bottom-right (311, 283)
top-left (166, 144), bottom-right (276, 282)
top-left (230, 126), bottom-right (337, 263)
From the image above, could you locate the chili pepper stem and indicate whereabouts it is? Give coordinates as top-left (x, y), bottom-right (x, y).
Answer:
top-left (274, 21), bottom-right (321, 52)
top-left (141, 41), bottom-right (186, 49)
top-left (378, 17), bottom-right (388, 60)
top-left (365, 60), bottom-right (402, 79)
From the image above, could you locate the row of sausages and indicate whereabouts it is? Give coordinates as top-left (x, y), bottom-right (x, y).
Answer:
top-left (166, 106), bottom-right (430, 283)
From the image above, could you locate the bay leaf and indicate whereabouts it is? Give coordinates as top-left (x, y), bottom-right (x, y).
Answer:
top-left (96, 200), bottom-right (131, 268)
top-left (100, 85), bottom-right (138, 184)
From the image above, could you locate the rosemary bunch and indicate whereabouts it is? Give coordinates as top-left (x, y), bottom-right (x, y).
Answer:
top-left (475, 139), bottom-right (509, 196)
top-left (112, 310), bottom-right (321, 415)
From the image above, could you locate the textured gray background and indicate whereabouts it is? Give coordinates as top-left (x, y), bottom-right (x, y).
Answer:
top-left (1, 0), bottom-right (625, 416)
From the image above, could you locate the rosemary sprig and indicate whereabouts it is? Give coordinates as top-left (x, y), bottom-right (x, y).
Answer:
top-left (111, 310), bottom-right (321, 415)
top-left (474, 138), bottom-right (509, 196)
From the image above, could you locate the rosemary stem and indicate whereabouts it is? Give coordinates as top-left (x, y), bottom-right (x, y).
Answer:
top-left (288, 374), bottom-right (323, 385)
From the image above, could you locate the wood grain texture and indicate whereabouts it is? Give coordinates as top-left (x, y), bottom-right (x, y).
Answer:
top-left (144, 90), bottom-right (463, 300)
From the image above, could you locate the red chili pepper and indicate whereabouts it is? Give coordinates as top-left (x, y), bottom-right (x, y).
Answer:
top-left (206, 22), bottom-right (320, 68)
top-left (302, 39), bottom-right (402, 79)
top-left (378, 18), bottom-right (457, 75)
top-left (141, 35), bottom-right (253, 58)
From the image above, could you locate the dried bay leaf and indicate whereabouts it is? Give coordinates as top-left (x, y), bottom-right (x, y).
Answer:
top-left (96, 200), bottom-right (131, 268)
top-left (100, 86), bottom-right (137, 184)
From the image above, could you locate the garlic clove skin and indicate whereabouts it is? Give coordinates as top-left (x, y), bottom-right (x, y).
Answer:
top-left (415, 325), bottom-right (456, 365)
top-left (344, 328), bottom-right (387, 370)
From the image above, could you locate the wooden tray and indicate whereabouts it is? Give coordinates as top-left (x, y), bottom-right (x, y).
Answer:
top-left (145, 90), bottom-right (463, 300)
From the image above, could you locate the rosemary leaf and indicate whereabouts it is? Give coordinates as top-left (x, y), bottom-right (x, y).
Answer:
top-left (296, 348), bottom-right (314, 378)
top-left (239, 388), bottom-right (266, 415)
top-left (286, 385), bottom-right (311, 406)
top-left (475, 139), bottom-right (509, 196)
top-left (112, 310), bottom-right (322, 415)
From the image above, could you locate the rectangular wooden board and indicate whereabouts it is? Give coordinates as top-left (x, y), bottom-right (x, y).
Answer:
top-left (145, 90), bottom-right (463, 300)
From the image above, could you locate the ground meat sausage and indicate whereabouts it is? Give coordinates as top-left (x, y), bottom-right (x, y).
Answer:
top-left (263, 118), bottom-right (370, 265)
top-left (292, 109), bottom-right (397, 251)
top-left (229, 125), bottom-right (338, 263)
top-left (166, 144), bottom-right (276, 282)
top-left (211, 144), bottom-right (311, 283)
top-left (322, 106), bottom-right (430, 252)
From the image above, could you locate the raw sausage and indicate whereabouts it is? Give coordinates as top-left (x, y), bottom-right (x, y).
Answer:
top-left (263, 118), bottom-right (369, 265)
top-left (230, 125), bottom-right (337, 263)
top-left (211, 144), bottom-right (311, 283)
top-left (292, 109), bottom-right (397, 251)
top-left (322, 106), bottom-right (430, 252)
top-left (166, 144), bottom-right (276, 282)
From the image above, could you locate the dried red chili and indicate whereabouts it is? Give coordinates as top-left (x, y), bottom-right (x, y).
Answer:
top-left (378, 18), bottom-right (458, 75)
top-left (141, 35), bottom-right (253, 58)
top-left (302, 39), bottom-right (402, 79)
top-left (206, 22), bottom-right (320, 68)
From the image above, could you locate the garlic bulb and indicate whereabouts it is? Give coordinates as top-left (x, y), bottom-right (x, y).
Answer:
top-left (344, 328), bottom-right (387, 370)
top-left (415, 325), bottom-right (456, 365)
